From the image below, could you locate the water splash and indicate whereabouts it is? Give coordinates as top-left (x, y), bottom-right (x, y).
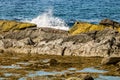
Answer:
top-left (29, 9), bottom-right (69, 30)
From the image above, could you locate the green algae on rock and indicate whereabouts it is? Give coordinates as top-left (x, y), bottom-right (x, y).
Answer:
top-left (0, 20), bottom-right (36, 32)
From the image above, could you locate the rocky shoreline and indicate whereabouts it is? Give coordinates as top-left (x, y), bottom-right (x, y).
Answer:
top-left (0, 19), bottom-right (120, 80)
top-left (0, 19), bottom-right (120, 57)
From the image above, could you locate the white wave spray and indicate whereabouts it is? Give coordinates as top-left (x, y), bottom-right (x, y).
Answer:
top-left (29, 9), bottom-right (69, 30)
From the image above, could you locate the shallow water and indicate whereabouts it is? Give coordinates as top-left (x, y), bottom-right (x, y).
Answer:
top-left (4, 73), bottom-right (20, 77)
top-left (16, 62), bottom-right (31, 66)
top-left (76, 67), bottom-right (108, 73)
top-left (95, 75), bottom-right (120, 80)
top-left (18, 67), bottom-right (120, 80)
top-left (0, 64), bottom-right (22, 69)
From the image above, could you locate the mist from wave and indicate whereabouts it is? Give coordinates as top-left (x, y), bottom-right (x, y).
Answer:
top-left (26, 9), bottom-right (69, 31)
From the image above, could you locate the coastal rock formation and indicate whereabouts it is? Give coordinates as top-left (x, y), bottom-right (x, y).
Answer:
top-left (0, 28), bottom-right (120, 57)
top-left (69, 22), bottom-right (107, 35)
top-left (69, 19), bottom-right (120, 35)
top-left (0, 19), bottom-right (120, 57)
top-left (0, 20), bottom-right (36, 32)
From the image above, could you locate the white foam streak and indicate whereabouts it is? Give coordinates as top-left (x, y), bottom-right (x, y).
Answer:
top-left (29, 9), bottom-right (69, 30)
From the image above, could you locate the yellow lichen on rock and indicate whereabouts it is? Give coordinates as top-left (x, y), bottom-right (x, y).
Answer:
top-left (0, 20), bottom-right (36, 32)
top-left (69, 22), bottom-right (113, 35)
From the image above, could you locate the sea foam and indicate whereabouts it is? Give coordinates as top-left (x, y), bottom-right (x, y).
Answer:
top-left (28, 9), bottom-right (69, 31)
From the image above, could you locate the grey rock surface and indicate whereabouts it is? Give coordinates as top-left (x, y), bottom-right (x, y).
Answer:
top-left (0, 27), bottom-right (120, 57)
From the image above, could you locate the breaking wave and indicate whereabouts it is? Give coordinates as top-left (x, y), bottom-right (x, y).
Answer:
top-left (29, 9), bottom-right (69, 30)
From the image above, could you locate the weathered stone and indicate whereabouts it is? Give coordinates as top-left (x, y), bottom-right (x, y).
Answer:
top-left (2, 39), bottom-right (13, 48)
top-left (101, 57), bottom-right (120, 65)
top-left (0, 19), bottom-right (120, 57)
top-left (99, 19), bottom-right (120, 28)
top-left (26, 37), bottom-right (35, 45)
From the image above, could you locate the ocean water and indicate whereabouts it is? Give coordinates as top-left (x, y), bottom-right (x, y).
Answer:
top-left (0, 0), bottom-right (120, 30)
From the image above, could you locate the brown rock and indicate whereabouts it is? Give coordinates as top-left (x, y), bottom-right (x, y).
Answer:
top-left (0, 49), bottom-right (4, 53)
top-left (49, 59), bottom-right (58, 66)
top-left (99, 19), bottom-right (120, 28)
top-left (79, 74), bottom-right (94, 80)
top-left (101, 57), bottom-right (120, 65)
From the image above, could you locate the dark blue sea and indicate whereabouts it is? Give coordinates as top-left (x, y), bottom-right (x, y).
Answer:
top-left (0, 0), bottom-right (120, 30)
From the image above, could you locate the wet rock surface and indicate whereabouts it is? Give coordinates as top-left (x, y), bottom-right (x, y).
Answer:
top-left (0, 54), bottom-right (119, 80)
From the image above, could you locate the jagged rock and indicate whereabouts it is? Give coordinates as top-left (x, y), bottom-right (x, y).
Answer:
top-left (0, 20), bottom-right (120, 57)
top-left (101, 57), bottom-right (120, 65)
top-left (26, 37), bottom-right (35, 45)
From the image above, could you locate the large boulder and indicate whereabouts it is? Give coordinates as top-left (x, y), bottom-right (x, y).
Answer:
top-left (0, 20), bottom-right (36, 32)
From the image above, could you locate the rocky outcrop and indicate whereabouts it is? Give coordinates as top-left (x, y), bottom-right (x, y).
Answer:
top-left (69, 19), bottom-right (120, 35)
top-left (0, 19), bottom-right (120, 57)
top-left (0, 27), bottom-right (120, 57)
top-left (0, 20), bottom-right (36, 32)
